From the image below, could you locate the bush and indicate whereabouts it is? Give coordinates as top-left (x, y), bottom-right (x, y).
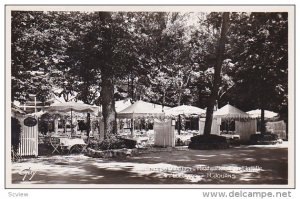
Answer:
top-left (229, 137), bottom-right (241, 146)
top-left (11, 117), bottom-right (21, 154)
top-left (190, 134), bottom-right (227, 143)
top-left (176, 138), bottom-right (184, 146)
top-left (249, 133), bottom-right (278, 145)
top-left (87, 139), bottom-right (99, 149)
top-left (88, 136), bottom-right (137, 150)
top-left (188, 134), bottom-right (229, 150)
top-left (175, 138), bottom-right (190, 146)
top-left (38, 120), bottom-right (49, 135)
top-left (118, 137), bottom-right (136, 149)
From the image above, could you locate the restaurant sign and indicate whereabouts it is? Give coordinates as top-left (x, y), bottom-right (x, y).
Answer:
top-left (24, 117), bottom-right (37, 127)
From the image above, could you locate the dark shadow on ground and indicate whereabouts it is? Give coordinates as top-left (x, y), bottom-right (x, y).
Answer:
top-left (11, 145), bottom-right (288, 184)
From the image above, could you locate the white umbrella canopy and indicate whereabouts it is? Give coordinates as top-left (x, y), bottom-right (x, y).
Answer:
top-left (46, 101), bottom-right (98, 113)
top-left (165, 105), bottom-right (205, 117)
top-left (45, 101), bottom-right (99, 134)
top-left (246, 109), bottom-right (278, 119)
top-left (214, 104), bottom-right (249, 119)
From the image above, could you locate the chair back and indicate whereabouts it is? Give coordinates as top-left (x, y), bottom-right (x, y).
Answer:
top-left (50, 137), bottom-right (60, 145)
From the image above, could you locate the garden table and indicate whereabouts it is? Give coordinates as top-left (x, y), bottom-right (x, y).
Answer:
top-left (59, 138), bottom-right (87, 153)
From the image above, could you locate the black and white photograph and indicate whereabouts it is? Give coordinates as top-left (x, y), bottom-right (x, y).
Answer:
top-left (5, 5), bottom-right (295, 189)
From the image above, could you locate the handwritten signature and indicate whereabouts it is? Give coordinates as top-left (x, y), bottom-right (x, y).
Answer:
top-left (18, 167), bottom-right (37, 181)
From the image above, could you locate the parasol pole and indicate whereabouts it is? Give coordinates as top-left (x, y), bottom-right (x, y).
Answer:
top-left (131, 113), bottom-right (135, 137)
top-left (34, 96), bottom-right (37, 113)
top-left (71, 108), bottom-right (73, 137)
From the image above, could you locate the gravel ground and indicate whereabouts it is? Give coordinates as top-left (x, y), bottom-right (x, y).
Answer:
top-left (11, 142), bottom-right (288, 185)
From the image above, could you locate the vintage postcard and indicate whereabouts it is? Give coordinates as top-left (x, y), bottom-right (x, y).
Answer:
top-left (5, 5), bottom-right (295, 188)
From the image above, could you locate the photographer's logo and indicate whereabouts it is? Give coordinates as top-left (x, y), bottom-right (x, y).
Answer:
top-left (18, 167), bottom-right (37, 181)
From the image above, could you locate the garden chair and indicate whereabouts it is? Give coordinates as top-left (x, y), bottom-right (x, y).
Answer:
top-left (49, 137), bottom-right (61, 154)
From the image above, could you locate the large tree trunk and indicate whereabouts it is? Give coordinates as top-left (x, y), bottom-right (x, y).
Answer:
top-left (101, 74), bottom-right (117, 138)
top-left (98, 12), bottom-right (117, 138)
top-left (203, 12), bottom-right (230, 136)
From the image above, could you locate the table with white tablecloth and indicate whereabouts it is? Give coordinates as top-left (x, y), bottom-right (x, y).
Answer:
top-left (59, 138), bottom-right (87, 153)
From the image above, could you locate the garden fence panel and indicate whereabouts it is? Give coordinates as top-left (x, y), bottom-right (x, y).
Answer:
top-left (18, 117), bottom-right (38, 157)
top-left (154, 119), bottom-right (175, 147)
top-left (235, 119), bottom-right (257, 142)
top-left (266, 120), bottom-right (286, 139)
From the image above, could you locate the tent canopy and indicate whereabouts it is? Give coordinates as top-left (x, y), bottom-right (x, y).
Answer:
top-left (117, 100), bottom-right (168, 119)
top-left (115, 99), bottom-right (132, 112)
top-left (214, 104), bottom-right (249, 119)
top-left (165, 105), bottom-right (205, 117)
top-left (246, 109), bottom-right (278, 119)
top-left (97, 99), bottom-right (132, 113)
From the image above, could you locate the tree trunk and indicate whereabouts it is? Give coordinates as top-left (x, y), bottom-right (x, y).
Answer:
top-left (162, 89), bottom-right (166, 112)
top-left (178, 92), bottom-right (182, 106)
top-left (101, 73), bottom-right (117, 138)
top-left (178, 114), bottom-right (181, 135)
top-left (130, 118), bottom-right (134, 137)
top-left (127, 75), bottom-right (130, 97)
top-left (86, 113), bottom-right (91, 143)
top-left (98, 12), bottom-right (117, 138)
top-left (131, 74), bottom-right (134, 101)
top-left (203, 12), bottom-right (230, 136)
top-left (260, 106), bottom-right (266, 134)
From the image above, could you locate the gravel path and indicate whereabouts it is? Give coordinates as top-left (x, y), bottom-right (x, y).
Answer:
top-left (11, 143), bottom-right (288, 185)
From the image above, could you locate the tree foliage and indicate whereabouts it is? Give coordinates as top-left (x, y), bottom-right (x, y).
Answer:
top-left (11, 11), bottom-right (289, 136)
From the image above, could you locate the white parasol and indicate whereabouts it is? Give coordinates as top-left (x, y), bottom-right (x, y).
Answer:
top-left (246, 109), bottom-right (278, 119)
top-left (46, 101), bottom-right (98, 113)
top-left (46, 101), bottom-right (98, 133)
top-left (165, 105), bottom-right (205, 117)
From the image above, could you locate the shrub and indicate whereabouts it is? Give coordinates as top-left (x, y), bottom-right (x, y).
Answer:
top-left (118, 137), bottom-right (136, 149)
top-left (11, 117), bottom-right (21, 154)
top-left (98, 137), bottom-right (126, 150)
top-left (188, 134), bottom-right (229, 150)
top-left (87, 139), bottom-right (99, 149)
top-left (249, 133), bottom-right (278, 145)
top-left (38, 120), bottom-right (49, 135)
top-left (228, 137), bottom-right (241, 146)
top-left (88, 136), bottom-right (137, 150)
top-left (175, 138), bottom-right (190, 146)
top-left (176, 138), bottom-right (184, 146)
top-left (190, 134), bottom-right (227, 143)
